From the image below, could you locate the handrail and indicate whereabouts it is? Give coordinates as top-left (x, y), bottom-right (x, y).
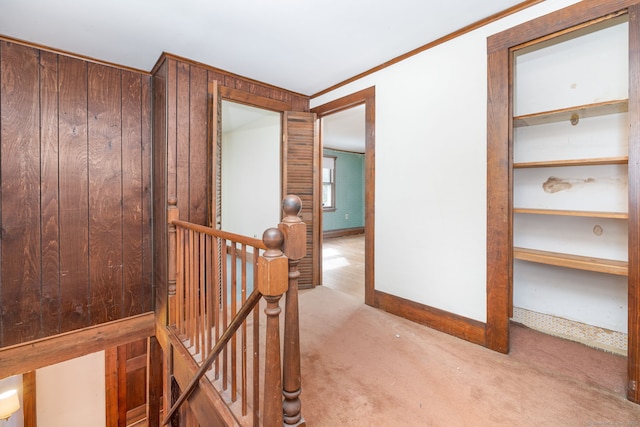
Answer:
top-left (162, 288), bottom-right (262, 425)
top-left (172, 219), bottom-right (267, 249)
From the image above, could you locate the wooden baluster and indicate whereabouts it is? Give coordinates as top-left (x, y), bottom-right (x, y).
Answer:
top-left (258, 228), bottom-right (288, 427)
top-left (279, 195), bottom-right (307, 426)
top-left (167, 197), bottom-right (178, 326)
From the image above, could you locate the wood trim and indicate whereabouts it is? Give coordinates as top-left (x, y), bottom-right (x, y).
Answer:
top-left (0, 312), bottom-right (155, 378)
top-left (487, 0), bottom-right (637, 52)
top-left (147, 336), bottom-right (163, 426)
top-left (323, 227), bottom-right (365, 239)
top-left (485, 47), bottom-right (512, 354)
top-left (311, 1), bottom-right (544, 98)
top-left (23, 371), bottom-right (36, 427)
top-left (373, 290), bottom-right (486, 346)
top-left (311, 86), bottom-right (375, 304)
top-left (312, 87), bottom-right (375, 115)
top-left (105, 347), bottom-right (119, 427)
top-left (220, 86), bottom-right (292, 112)
top-left (628, 2), bottom-right (640, 404)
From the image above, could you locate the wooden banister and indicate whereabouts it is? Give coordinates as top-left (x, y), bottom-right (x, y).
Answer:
top-left (162, 288), bottom-right (262, 425)
top-left (164, 195), bottom-right (306, 426)
top-left (279, 195), bottom-right (307, 426)
top-left (172, 219), bottom-right (266, 249)
top-left (258, 228), bottom-right (289, 427)
top-left (164, 222), bottom-right (290, 426)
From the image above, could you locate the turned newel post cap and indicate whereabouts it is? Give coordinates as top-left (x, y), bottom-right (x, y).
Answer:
top-left (279, 195), bottom-right (306, 260)
top-left (262, 227), bottom-right (284, 257)
top-left (282, 195), bottom-right (302, 223)
top-left (258, 228), bottom-right (288, 296)
top-left (168, 197), bottom-right (179, 223)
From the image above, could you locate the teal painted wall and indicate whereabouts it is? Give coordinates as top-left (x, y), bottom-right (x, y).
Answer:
top-left (323, 149), bottom-right (365, 231)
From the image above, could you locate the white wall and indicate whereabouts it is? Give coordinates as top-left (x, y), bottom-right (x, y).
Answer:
top-left (36, 351), bottom-right (106, 427)
top-left (311, 0), bottom-right (582, 322)
top-left (222, 110), bottom-right (281, 239)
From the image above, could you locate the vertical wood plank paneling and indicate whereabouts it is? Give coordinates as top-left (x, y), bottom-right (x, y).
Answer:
top-left (166, 59), bottom-right (177, 201)
top-left (39, 50), bottom-right (61, 336)
top-left (0, 42), bottom-right (152, 348)
top-left (176, 62), bottom-right (190, 220)
top-left (189, 66), bottom-right (208, 225)
top-left (58, 55), bottom-right (90, 333)
top-left (88, 63), bottom-right (123, 324)
top-left (0, 41), bottom-right (42, 346)
top-left (153, 61), bottom-right (168, 325)
top-left (122, 71), bottom-right (144, 316)
top-left (140, 75), bottom-right (153, 312)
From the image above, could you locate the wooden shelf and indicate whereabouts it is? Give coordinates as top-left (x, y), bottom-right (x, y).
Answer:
top-left (513, 99), bottom-right (628, 127)
top-left (513, 247), bottom-right (628, 276)
top-left (514, 156), bottom-right (628, 168)
top-left (513, 208), bottom-right (628, 219)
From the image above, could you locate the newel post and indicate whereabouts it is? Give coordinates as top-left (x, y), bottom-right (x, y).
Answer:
top-left (167, 197), bottom-right (179, 326)
top-left (279, 195), bottom-right (307, 426)
top-left (258, 228), bottom-right (288, 427)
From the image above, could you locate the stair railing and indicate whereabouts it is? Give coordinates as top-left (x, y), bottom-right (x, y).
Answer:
top-left (163, 195), bottom-right (306, 426)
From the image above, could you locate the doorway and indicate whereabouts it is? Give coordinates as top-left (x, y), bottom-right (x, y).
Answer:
top-left (219, 100), bottom-right (281, 238)
top-left (311, 87), bottom-right (375, 304)
top-left (320, 106), bottom-right (366, 300)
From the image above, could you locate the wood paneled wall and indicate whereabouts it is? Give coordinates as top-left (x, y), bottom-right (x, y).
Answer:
top-left (0, 40), bottom-right (153, 348)
top-left (152, 54), bottom-right (311, 325)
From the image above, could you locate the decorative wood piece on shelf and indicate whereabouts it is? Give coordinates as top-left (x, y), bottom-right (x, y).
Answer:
top-left (513, 208), bottom-right (628, 219)
top-left (514, 156), bottom-right (628, 168)
top-left (513, 247), bottom-right (628, 276)
top-left (513, 99), bottom-right (629, 127)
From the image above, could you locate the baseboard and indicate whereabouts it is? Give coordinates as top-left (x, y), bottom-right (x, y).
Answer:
top-left (372, 290), bottom-right (486, 346)
top-left (323, 227), bottom-right (365, 239)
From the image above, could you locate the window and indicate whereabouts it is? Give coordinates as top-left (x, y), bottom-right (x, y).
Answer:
top-left (322, 156), bottom-right (336, 210)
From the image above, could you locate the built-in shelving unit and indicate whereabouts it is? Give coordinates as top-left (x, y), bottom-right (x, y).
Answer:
top-left (507, 11), bottom-right (630, 357)
top-left (486, 0), bottom-right (640, 402)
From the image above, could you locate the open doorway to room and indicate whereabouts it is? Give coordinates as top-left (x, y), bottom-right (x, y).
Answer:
top-left (321, 106), bottom-right (366, 300)
top-left (312, 87), bottom-right (375, 304)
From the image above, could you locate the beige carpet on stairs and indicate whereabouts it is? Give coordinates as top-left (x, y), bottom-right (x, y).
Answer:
top-left (297, 285), bottom-right (640, 426)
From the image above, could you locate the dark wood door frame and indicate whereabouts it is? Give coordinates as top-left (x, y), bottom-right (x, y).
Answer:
top-left (486, 0), bottom-right (640, 403)
top-left (311, 86), bottom-right (375, 304)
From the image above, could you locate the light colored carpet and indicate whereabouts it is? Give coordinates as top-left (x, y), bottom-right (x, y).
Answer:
top-left (298, 286), bottom-right (639, 426)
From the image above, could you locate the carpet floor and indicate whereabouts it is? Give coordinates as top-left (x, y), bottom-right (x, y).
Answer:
top-left (297, 285), bottom-right (640, 426)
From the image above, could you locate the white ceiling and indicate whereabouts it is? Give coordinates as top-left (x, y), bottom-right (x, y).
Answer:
top-left (0, 0), bottom-right (526, 96)
top-left (322, 105), bottom-right (366, 153)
